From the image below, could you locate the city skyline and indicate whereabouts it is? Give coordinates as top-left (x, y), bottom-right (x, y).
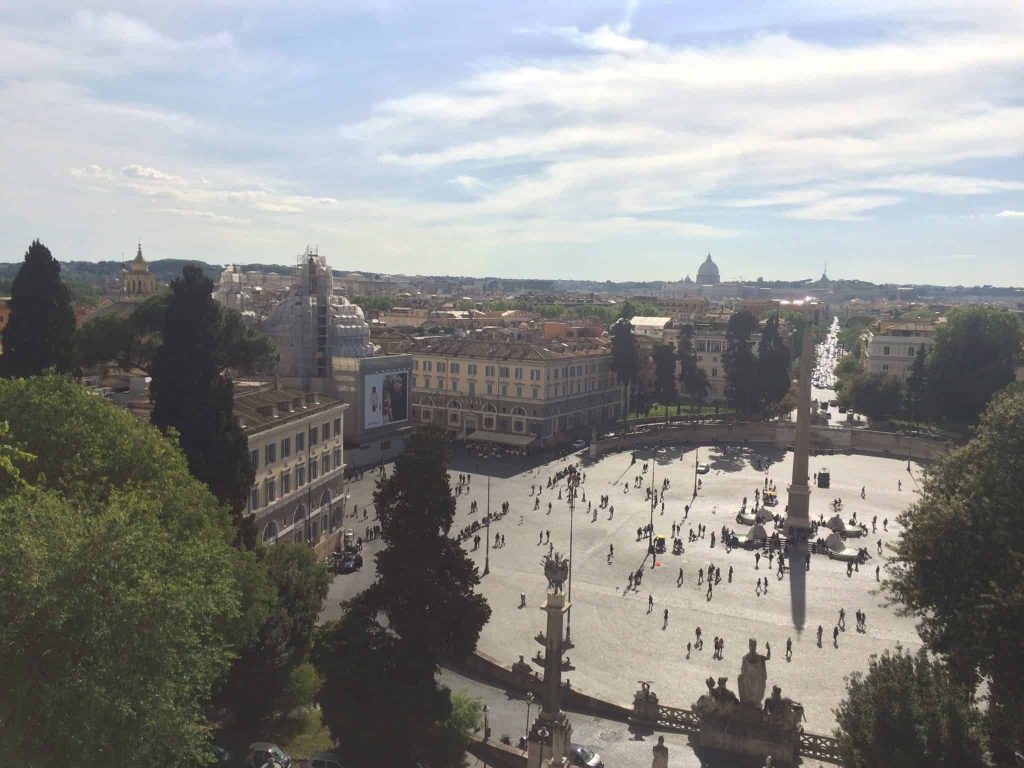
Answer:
top-left (1, 1), bottom-right (1022, 284)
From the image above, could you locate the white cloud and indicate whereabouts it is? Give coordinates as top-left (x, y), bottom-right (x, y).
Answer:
top-left (452, 175), bottom-right (485, 192)
top-left (995, 210), bottom-right (1024, 218)
top-left (121, 165), bottom-right (187, 184)
top-left (786, 195), bottom-right (904, 221)
top-left (153, 207), bottom-right (250, 225)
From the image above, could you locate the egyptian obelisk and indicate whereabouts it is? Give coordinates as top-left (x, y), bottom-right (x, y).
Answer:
top-left (786, 325), bottom-right (814, 631)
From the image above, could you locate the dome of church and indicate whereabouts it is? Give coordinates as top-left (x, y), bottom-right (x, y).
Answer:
top-left (697, 253), bottom-right (720, 284)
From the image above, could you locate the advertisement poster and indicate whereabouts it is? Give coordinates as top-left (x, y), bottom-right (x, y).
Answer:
top-left (364, 371), bottom-right (408, 429)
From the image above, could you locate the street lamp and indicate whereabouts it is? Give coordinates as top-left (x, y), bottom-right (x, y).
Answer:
top-left (648, 457), bottom-right (656, 568)
top-left (525, 692), bottom-right (535, 741)
top-left (565, 470), bottom-right (578, 643)
top-left (483, 476), bottom-right (491, 576)
top-left (482, 704), bottom-right (490, 742)
top-left (693, 445), bottom-right (700, 498)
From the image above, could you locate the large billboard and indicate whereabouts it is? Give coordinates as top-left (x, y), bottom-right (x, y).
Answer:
top-left (364, 371), bottom-right (409, 429)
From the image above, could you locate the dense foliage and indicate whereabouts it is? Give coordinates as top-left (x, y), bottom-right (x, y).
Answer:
top-left (925, 306), bottom-right (1021, 424)
top-left (756, 314), bottom-right (792, 413)
top-left (150, 265), bottom-right (255, 532)
top-left (834, 647), bottom-right (984, 768)
top-left (610, 313), bottom-right (640, 419)
top-left (887, 385), bottom-right (1024, 762)
top-left (314, 425), bottom-right (490, 766)
top-left (652, 343), bottom-right (678, 406)
top-left (677, 324), bottom-right (709, 410)
top-left (0, 375), bottom-right (265, 768)
top-left (1, 240), bottom-right (77, 377)
top-left (722, 311), bottom-right (759, 412)
top-left (78, 292), bottom-right (277, 376)
top-left (215, 543), bottom-right (330, 725)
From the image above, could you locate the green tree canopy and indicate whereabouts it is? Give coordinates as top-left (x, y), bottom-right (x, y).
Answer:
top-left (833, 647), bottom-right (984, 768)
top-left (0, 376), bottom-right (266, 768)
top-left (926, 305), bottom-right (1021, 424)
top-left (0, 489), bottom-right (249, 768)
top-left (610, 316), bottom-right (639, 418)
top-left (652, 343), bottom-right (677, 405)
top-left (313, 607), bottom-right (454, 768)
top-left (678, 324), bottom-right (709, 410)
top-left (837, 370), bottom-right (903, 421)
top-left (78, 292), bottom-right (277, 377)
top-left (0, 374), bottom-right (235, 537)
top-left (757, 314), bottom-right (792, 413)
top-left (723, 311), bottom-right (760, 413)
top-left (215, 543), bottom-right (330, 725)
top-left (1, 240), bottom-right (77, 377)
top-left (886, 384), bottom-right (1024, 761)
top-left (150, 265), bottom-right (255, 531)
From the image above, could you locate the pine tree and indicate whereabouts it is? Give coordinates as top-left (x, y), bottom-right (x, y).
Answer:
top-left (723, 311), bottom-right (759, 413)
top-left (150, 265), bottom-right (254, 536)
top-left (757, 314), bottom-right (792, 414)
top-left (905, 344), bottom-right (928, 423)
top-left (610, 316), bottom-right (640, 419)
top-left (1, 240), bottom-right (77, 377)
top-left (652, 344), bottom-right (677, 408)
top-left (677, 324), bottom-right (709, 415)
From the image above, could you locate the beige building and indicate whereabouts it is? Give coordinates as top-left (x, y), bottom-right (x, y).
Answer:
top-left (670, 320), bottom-right (762, 402)
top-left (861, 321), bottom-right (935, 382)
top-left (235, 384), bottom-right (348, 554)
top-left (408, 337), bottom-right (619, 449)
top-left (119, 244), bottom-right (157, 302)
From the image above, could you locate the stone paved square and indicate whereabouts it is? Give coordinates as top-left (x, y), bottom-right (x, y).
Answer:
top-left (449, 443), bottom-right (924, 735)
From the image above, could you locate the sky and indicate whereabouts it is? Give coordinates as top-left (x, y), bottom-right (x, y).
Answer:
top-left (0, 1), bottom-right (1022, 285)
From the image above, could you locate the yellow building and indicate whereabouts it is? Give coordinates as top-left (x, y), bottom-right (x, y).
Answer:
top-left (408, 337), bottom-right (618, 449)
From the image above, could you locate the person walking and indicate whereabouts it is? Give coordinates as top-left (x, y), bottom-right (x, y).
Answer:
top-left (833, 625), bottom-right (839, 648)
top-left (728, 564), bottom-right (733, 583)
top-left (816, 625), bottom-right (823, 648)
top-left (648, 594), bottom-right (654, 613)
top-left (785, 637), bottom-right (793, 662)
top-left (663, 608), bottom-right (669, 629)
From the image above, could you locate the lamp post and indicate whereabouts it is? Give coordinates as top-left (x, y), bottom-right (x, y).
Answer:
top-left (565, 470), bottom-right (578, 643)
top-left (525, 692), bottom-right (535, 741)
top-left (484, 476), bottom-right (491, 576)
top-left (693, 445), bottom-right (700, 498)
top-left (648, 457), bottom-right (656, 568)
top-left (482, 704), bottom-right (490, 742)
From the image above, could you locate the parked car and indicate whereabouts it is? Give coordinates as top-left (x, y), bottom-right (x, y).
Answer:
top-left (571, 439), bottom-right (588, 450)
top-left (308, 751), bottom-right (346, 768)
top-left (568, 744), bottom-right (604, 767)
top-left (336, 552), bottom-right (363, 573)
top-left (246, 742), bottom-right (292, 768)
top-left (696, 462), bottom-right (711, 474)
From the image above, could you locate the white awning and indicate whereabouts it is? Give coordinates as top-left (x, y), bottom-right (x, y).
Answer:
top-left (466, 430), bottom-right (537, 448)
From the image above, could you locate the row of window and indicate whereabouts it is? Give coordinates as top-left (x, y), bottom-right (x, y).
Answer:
top-left (249, 447), bottom-right (343, 511)
top-left (878, 344), bottom-right (927, 357)
top-left (411, 376), bottom-right (612, 399)
top-left (250, 416), bottom-right (343, 471)
top-left (413, 360), bottom-right (606, 381)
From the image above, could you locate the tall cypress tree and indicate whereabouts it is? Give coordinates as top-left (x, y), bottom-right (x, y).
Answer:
top-left (723, 311), bottom-right (759, 413)
top-left (757, 314), bottom-right (792, 414)
top-left (1, 240), bottom-right (77, 377)
top-left (150, 265), bottom-right (254, 536)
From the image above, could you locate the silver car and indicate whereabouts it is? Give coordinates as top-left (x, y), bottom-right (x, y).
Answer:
top-left (568, 744), bottom-right (604, 767)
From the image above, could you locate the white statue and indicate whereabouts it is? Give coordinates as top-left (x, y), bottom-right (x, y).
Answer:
top-left (651, 735), bottom-right (669, 768)
top-left (737, 638), bottom-right (771, 707)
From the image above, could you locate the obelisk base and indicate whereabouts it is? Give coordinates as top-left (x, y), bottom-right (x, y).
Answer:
top-left (527, 711), bottom-right (572, 768)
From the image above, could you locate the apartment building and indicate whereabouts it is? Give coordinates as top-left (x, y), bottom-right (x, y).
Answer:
top-left (861, 321), bottom-right (935, 382)
top-left (408, 337), bottom-right (619, 448)
top-left (235, 384), bottom-right (348, 552)
top-left (664, 320), bottom-right (762, 402)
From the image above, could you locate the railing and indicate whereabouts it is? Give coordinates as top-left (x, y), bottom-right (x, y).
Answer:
top-left (800, 731), bottom-right (843, 764)
top-left (645, 705), bottom-right (844, 765)
top-left (654, 705), bottom-right (702, 734)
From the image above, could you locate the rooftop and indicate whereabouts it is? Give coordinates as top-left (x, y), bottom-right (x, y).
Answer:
top-left (409, 337), bottom-right (609, 361)
top-left (233, 383), bottom-right (347, 434)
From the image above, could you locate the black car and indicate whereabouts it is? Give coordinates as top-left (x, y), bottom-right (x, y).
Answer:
top-left (336, 552), bottom-right (363, 573)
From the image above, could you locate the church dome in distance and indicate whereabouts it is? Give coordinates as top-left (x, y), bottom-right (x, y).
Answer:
top-left (697, 253), bottom-right (720, 284)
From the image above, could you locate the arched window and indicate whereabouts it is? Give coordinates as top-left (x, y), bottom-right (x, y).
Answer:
top-left (447, 399), bottom-right (461, 410)
top-left (511, 406), bottom-right (527, 417)
top-left (262, 521), bottom-right (279, 543)
top-left (293, 505), bottom-right (306, 543)
top-left (483, 403), bottom-right (497, 414)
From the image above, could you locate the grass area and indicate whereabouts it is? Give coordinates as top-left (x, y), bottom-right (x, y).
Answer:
top-left (222, 708), bottom-right (335, 761)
